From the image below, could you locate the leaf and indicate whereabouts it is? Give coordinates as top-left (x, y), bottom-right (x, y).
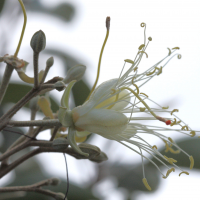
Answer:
top-left (24, 1), bottom-right (75, 22)
top-left (0, 0), bottom-right (5, 13)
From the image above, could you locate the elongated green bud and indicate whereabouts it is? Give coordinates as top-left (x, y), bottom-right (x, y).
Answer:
top-left (63, 65), bottom-right (86, 84)
top-left (30, 30), bottom-right (46, 53)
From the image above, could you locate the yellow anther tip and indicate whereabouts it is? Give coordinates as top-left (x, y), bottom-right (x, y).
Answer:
top-left (165, 168), bottom-right (175, 178)
top-left (152, 145), bottom-right (157, 149)
top-left (168, 137), bottom-right (174, 143)
top-left (179, 171), bottom-right (189, 177)
top-left (190, 131), bottom-right (196, 137)
top-left (142, 178), bottom-right (151, 191)
top-left (189, 156), bottom-right (194, 169)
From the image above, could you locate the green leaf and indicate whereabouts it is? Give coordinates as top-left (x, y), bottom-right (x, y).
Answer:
top-left (0, 0), bottom-right (5, 13)
top-left (72, 80), bottom-right (90, 106)
top-left (24, 1), bottom-right (75, 22)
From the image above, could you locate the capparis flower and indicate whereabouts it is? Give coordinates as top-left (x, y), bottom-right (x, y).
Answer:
top-left (58, 22), bottom-right (197, 190)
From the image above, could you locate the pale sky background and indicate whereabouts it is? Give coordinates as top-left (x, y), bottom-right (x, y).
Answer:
top-left (1, 0), bottom-right (200, 200)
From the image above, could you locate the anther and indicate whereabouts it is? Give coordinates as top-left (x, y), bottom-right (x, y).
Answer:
top-left (189, 156), bottom-right (194, 169)
top-left (138, 44), bottom-right (145, 50)
top-left (142, 178), bottom-right (151, 191)
top-left (172, 47), bottom-right (180, 50)
top-left (179, 171), bottom-right (189, 176)
top-left (124, 59), bottom-right (134, 64)
top-left (152, 145), bottom-right (157, 149)
top-left (106, 16), bottom-right (110, 30)
top-left (140, 107), bottom-right (146, 112)
top-left (167, 48), bottom-right (171, 56)
top-left (171, 109), bottom-right (179, 115)
top-left (178, 54), bottom-right (182, 59)
top-left (190, 131), bottom-right (196, 137)
top-left (163, 168), bottom-right (175, 179)
top-left (140, 93), bottom-right (149, 98)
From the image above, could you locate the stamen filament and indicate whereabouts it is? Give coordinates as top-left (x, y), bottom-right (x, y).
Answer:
top-left (14, 0), bottom-right (27, 57)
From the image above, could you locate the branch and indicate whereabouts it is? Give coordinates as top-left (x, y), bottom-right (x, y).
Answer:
top-left (7, 119), bottom-right (62, 127)
top-left (0, 140), bottom-right (53, 161)
top-left (0, 143), bottom-right (108, 178)
top-left (0, 178), bottom-right (65, 200)
top-left (0, 84), bottom-right (56, 131)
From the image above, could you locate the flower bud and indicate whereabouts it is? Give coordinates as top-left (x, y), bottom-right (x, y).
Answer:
top-left (30, 30), bottom-right (46, 53)
top-left (55, 193), bottom-right (66, 200)
top-left (54, 81), bottom-right (65, 91)
top-left (46, 56), bottom-right (54, 68)
top-left (50, 178), bottom-right (60, 186)
top-left (63, 64), bottom-right (86, 84)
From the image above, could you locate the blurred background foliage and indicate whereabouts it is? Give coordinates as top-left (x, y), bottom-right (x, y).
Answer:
top-left (0, 1), bottom-right (200, 200)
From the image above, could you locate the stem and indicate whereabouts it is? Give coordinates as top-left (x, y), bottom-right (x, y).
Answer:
top-left (0, 64), bottom-right (14, 105)
top-left (33, 52), bottom-right (39, 88)
top-left (50, 126), bottom-right (60, 141)
top-left (0, 140), bottom-right (54, 161)
top-left (0, 178), bottom-right (64, 200)
top-left (7, 119), bottom-right (61, 127)
top-left (14, 0), bottom-right (27, 57)
top-left (0, 85), bottom-right (54, 131)
top-left (40, 65), bottom-right (50, 84)
top-left (0, 146), bottom-right (72, 178)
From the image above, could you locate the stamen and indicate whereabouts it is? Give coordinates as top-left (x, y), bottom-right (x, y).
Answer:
top-left (171, 109), bottom-right (179, 115)
top-left (124, 59), bottom-right (134, 64)
top-left (164, 155), bottom-right (177, 164)
top-left (190, 131), bottom-right (196, 137)
top-left (189, 156), bottom-right (194, 169)
top-left (162, 106), bottom-right (169, 109)
top-left (179, 171), bottom-right (189, 176)
top-left (86, 16), bottom-right (110, 101)
top-left (131, 83), bottom-right (139, 94)
top-left (140, 93), bottom-right (149, 98)
top-left (172, 47), bottom-right (180, 50)
top-left (142, 178), bottom-right (151, 191)
top-left (156, 67), bottom-right (162, 75)
top-left (178, 54), bottom-right (182, 59)
top-left (152, 145), bottom-right (158, 149)
top-left (168, 148), bottom-right (180, 154)
top-left (140, 107), bottom-right (146, 112)
top-left (120, 87), bottom-right (157, 118)
top-left (146, 68), bottom-right (156, 76)
top-left (163, 168), bottom-right (175, 179)
top-left (167, 48), bottom-right (172, 56)
top-left (168, 137), bottom-right (174, 143)
top-left (139, 51), bottom-right (148, 58)
top-left (139, 44), bottom-right (145, 50)
top-left (181, 125), bottom-right (189, 131)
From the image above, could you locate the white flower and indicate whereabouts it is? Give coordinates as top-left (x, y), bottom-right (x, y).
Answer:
top-left (59, 22), bottom-right (197, 191)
